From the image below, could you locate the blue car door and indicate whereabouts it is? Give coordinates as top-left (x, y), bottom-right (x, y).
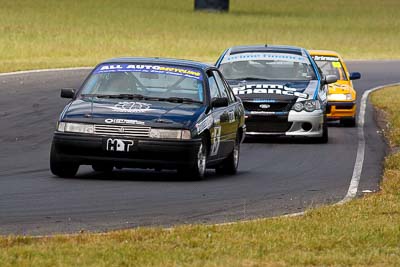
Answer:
top-left (207, 72), bottom-right (225, 160)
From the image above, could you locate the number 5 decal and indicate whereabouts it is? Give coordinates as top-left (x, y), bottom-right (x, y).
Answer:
top-left (210, 126), bottom-right (221, 156)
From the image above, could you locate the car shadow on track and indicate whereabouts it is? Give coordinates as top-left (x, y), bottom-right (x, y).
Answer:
top-left (55, 167), bottom-right (240, 183)
top-left (244, 121), bottom-right (356, 144)
top-left (327, 121), bottom-right (356, 128)
top-left (244, 136), bottom-right (318, 144)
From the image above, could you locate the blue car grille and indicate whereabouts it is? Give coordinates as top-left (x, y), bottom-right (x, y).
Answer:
top-left (94, 124), bottom-right (151, 138)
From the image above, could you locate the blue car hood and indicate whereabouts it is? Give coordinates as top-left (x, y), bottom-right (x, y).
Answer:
top-left (62, 97), bottom-right (205, 128)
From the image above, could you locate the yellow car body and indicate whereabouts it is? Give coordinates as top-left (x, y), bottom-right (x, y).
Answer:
top-left (309, 50), bottom-right (360, 126)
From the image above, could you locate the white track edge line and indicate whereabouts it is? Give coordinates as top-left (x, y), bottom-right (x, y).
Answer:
top-left (210, 82), bottom-right (400, 226)
top-left (0, 60), bottom-right (394, 76)
top-left (337, 82), bottom-right (400, 204)
top-left (0, 67), bottom-right (93, 77)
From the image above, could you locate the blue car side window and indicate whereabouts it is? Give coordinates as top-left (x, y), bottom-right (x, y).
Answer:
top-left (198, 80), bottom-right (203, 102)
top-left (208, 75), bottom-right (220, 99)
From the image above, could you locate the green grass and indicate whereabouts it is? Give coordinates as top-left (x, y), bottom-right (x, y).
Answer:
top-left (1, 87), bottom-right (400, 266)
top-left (0, 0), bottom-right (400, 72)
top-left (371, 86), bottom-right (400, 147)
top-left (1, 3), bottom-right (400, 266)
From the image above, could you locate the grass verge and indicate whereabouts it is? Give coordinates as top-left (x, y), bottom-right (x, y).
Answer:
top-left (1, 87), bottom-right (400, 266)
top-left (1, 0), bottom-right (400, 72)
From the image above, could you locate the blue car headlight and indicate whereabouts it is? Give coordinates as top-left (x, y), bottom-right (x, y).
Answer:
top-left (57, 122), bottom-right (94, 134)
top-left (149, 129), bottom-right (191, 140)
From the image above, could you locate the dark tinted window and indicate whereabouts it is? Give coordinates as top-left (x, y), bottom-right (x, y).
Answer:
top-left (213, 71), bottom-right (234, 103)
top-left (208, 74), bottom-right (221, 99)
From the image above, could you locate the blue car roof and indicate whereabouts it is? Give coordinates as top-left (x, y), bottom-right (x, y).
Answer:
top-left (228, 45), bottom-right (305, 56)
top-left (101, 57), bottom-right (213, 70)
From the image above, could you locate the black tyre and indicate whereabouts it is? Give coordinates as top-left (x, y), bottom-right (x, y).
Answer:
top-left (50, 143), bottom-right (79, 178)
top-left (178, 136), bottom-right (208, 180)
top-left (315, 115), bottom-right (328, 143)
top-left (92, 163), bottom-right (114, 173)
top-left (216, 135), bottom-right (240, 175)
top-left (341, 117), bottom-right (356, 127)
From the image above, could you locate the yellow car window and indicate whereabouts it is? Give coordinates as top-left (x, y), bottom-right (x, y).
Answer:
top-left (313, 56), bottom-right (348, 81)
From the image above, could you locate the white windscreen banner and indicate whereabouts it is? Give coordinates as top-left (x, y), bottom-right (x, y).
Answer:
top-left (221, 53), bottom-right (309, 64)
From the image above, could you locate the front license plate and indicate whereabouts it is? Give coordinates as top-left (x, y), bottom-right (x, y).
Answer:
top-left (104, 138), bottom-right (138, 152)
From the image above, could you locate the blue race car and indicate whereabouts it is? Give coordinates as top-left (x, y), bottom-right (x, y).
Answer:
top-left (51, 58), bottom-right (245, 179)
top-left (216, 45), bottom-right (337, 143)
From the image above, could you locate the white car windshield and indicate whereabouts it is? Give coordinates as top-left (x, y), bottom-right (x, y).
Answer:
top-left (219, 52), bottom-right (317, 81)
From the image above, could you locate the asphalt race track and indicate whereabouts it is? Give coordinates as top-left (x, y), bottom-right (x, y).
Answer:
top-left (0, 61), bottom-right (399, 235)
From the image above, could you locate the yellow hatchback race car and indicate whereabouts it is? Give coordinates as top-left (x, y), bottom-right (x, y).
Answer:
top-left (309, 50), bottom-right (361, 126)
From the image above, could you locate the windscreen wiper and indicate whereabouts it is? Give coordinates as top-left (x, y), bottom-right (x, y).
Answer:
top-left (164, 97), bottom-right (203, 104)
top-left (147, 96), bottom-right (202, 104)
top-left (80, 94), bottom-right (100, 97)
top-left (89, 94), bottom-right (202, 103)
top-left (94, 94), bottom-right (145, 99)
top-left (235, 77), bottom-right (270, 81)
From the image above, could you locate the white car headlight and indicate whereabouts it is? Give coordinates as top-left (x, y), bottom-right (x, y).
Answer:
top-left (149, 129), bottom-right (191, 140)
top-left (293, 102), bottom-right (304, 112)
top-left (292, 100), bottom-right (321, 112)
top-left (304, 101), bottom-right (318, 112)
top-left (57, 122), bottom-right (94, 134)
top-left (328, 93), bottom-right (353, 101)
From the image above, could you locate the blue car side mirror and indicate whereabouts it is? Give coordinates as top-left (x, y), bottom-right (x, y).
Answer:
top-left (349, 72), bottom-right (361, 80)
top-left (60, 88), bottom-right (76, 99)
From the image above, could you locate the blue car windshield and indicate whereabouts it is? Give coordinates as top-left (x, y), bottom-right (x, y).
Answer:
top-left (80, 63), bottom-right (204, 102)
top-left (219, 52), bottom-right (317, 81)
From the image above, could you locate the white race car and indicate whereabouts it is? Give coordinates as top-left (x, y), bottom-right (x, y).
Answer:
top-left (216, 44), bottom-right (337, 143)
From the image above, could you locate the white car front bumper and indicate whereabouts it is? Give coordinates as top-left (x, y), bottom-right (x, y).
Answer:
top-left (245, 110), bottom-right (324, 137)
